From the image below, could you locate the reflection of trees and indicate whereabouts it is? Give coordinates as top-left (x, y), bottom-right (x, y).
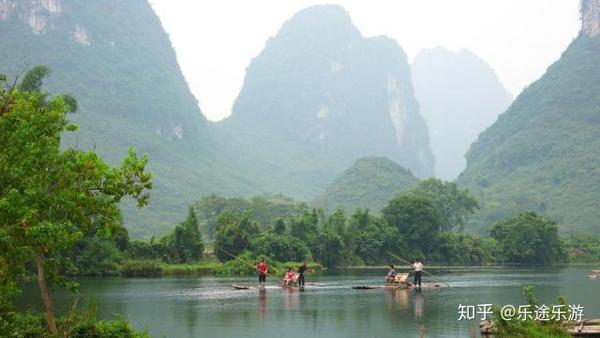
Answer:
top-left (184, 299), bottom-right (197, 336)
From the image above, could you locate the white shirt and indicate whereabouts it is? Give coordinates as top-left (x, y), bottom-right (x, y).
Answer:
top-left (413, 262), bottom-right (423, 272)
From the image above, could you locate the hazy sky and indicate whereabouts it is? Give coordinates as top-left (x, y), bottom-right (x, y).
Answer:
top-left (149, 1), bottom-right (580, 121)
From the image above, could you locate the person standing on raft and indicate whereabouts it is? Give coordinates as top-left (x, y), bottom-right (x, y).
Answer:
top-left (412, 259), bottom-right (424, 287)
top-left (257, 259), bottom-right (268, 287)
top-left (297, 262), bottom-right (307, 287)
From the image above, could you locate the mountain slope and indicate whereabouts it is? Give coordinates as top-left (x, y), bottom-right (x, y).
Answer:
top-left (314, 157), bottom-right (418, 214)
top-left (412, 47), bottom-right (513, 180)
top-left (458, 4), bottom-right (600, 233)
top-left (1, 2), bottom-right (436, 237)
top-left (0, 0), bottom-right (255, 238)
top-left (221, 4), bottom-right (434, 195)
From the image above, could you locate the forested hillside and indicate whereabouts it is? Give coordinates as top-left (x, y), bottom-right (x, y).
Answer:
top-left (459, 29), bottom-right (600, 233)
top-left (0, 0), bottom-right (263, 238)
top-left (314, 157), bottom-right (418, 214)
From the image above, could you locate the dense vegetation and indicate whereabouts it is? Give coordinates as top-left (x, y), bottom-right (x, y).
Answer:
top-left (459, 34), bottom-right (600, 234)
top-left (194, 194), bottom-right (309, 240)
top-left (314, 157), bottom-right (419, 215)
top-left (489, 286), bottom-right (570, 338)
top-left (0, 69), bottom-right (151, 335)
top-left (205, 179), bottom-right (570, 268)
top-left (0, 0), bottom-right (227, 239)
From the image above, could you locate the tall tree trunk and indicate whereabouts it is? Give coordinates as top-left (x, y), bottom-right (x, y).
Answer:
top-left (35, 254), bottom-right (58, 335)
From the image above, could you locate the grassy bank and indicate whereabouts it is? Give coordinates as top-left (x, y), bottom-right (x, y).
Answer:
top-left (121, 259), bottom-right (322, 277)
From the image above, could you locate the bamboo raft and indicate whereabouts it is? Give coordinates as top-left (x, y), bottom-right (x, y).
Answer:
top-left (480, 319), bottom-right (600, 337)
top-left (231, 282), bottom-right (326, 290)
top-left (353, 272), bottom-right (445, 290)
top-left (569, 319), bottom-right (600, 336)
top-left (352, 282), bottom-right (443, 290)
top-left (588, 270), bottom-right (600, 279)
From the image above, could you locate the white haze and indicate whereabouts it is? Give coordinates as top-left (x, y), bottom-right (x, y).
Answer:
top-left (149, 0), bottom-right (580, 121)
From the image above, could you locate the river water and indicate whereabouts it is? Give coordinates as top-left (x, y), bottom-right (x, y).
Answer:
top-left (19, 266), bottom-right (600, 338)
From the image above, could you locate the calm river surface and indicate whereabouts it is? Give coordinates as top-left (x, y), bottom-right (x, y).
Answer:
top-left (20, 266), bottom-right (600, 338)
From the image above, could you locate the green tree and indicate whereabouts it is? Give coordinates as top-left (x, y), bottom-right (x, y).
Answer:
top-left (382, 193), bottom-right (441, 257)
top-left (312, 230), bottom-right (346, 268)
top-left (0, 69), bottom-right (152, 334)
top-left (213, 212), bottom-right (259, 261)
top-left (435, 232), bottom-right (492, 265)
top-left (160, 206), bottom-right (204, 263)
top-left (289, 210), bottom-right (319, 244)
top-left (274, 218), bottom-right (287, 234)
top-left (250, 232), bottom-right (311, 262)
top-left (326, 210), bottom-right (347, 236)
top-left (411, 178), bottom-right (478, 231)
top-left (490, 212), bottom-right (563, 264)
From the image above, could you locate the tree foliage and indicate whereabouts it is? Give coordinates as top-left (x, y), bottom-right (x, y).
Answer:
top-left (213, 212), bottom-right (259, 261)
top-left (411, 178), bottom-right (478, 231)
top-left (0, 68), bottom-right (152, 334)
top-left (382, 193), bottom-right (441, 256)
top-left (490, 212), bottom-right (563, 264)
top-left (158, 206), bottom-right (204, 263)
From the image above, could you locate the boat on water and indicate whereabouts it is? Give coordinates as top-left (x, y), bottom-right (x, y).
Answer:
top-left (353, 272), bottom-right (445, 290)
top-left (231, 282), bottom-right (326, 290)
top-left (587, 270), bottom-right (600, 279)
top-left (352, 282), bottom-right (443, 290)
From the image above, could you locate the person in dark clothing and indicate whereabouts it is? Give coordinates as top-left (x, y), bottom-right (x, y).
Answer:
top-left (297, 262), bottom-right (307, 286)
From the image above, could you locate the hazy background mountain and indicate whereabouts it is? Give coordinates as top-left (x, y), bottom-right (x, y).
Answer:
top-left (221, 5), bottom-right (434, 193)
top-left (412, 47), bottom-right (513, 180)
top-left (314, 157), bottom-right (418, 215)
top-left (0, 1), bottom-right (437, 237)
top-left (458, 4), bottom-right (600, 233)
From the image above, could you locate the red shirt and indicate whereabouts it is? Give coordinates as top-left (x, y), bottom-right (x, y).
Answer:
top-left (257, 262), bottom-right (267, 274)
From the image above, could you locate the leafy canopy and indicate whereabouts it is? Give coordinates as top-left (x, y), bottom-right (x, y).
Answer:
top-left (0, 67), bottom-right (152, 331)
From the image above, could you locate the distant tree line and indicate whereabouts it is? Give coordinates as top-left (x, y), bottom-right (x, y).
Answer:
top-left (64, 179), bottom-right (598, 275)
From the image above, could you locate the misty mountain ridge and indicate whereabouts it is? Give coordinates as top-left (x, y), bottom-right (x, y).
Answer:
top-left (412, 47), bottom-right (513, 180)
top-left (1, 1), bottom-right (438, 237)
top-left (222, 4), bottom-right (435, 182)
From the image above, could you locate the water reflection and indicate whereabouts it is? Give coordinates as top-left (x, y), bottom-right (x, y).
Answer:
top-left (283, 287), bottom-right (299, 310)
top-left (385, 288), bottom-right (410, 311)
top-left (414, 289), bottom-right (424, 319)
top-left (258, 288), bottom-right (267, 320)
top-left (184, 299), bottom-right (197, 336)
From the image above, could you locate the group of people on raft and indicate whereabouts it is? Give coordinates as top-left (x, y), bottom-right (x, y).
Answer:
top-left (256, 259), bottom-right (307, 287)
top-left (256, 258), bottom-right (424, 287)
top-left (385, 258), bottom-right (424, 287)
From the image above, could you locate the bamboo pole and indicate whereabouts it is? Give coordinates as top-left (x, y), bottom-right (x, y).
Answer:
top-left (218, 248), bottom-right (280, 280)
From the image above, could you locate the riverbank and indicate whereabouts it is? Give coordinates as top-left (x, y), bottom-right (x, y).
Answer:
top-left (120, 259), bottom-right (323, 277)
